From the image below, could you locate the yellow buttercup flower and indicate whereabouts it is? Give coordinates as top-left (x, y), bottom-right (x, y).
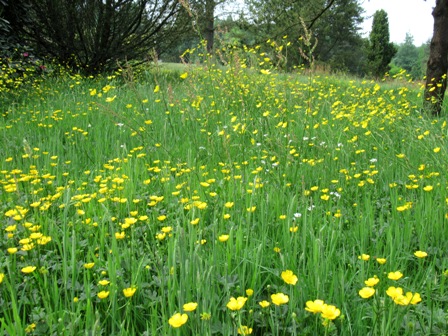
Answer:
top-left (218, 234), bottom-right (229, 242)
top-left (21, 266), bottom-right (36, 274)
top-left (321, 304), bottom-right (341, 320)
top-left (0, 273), bottom-right (4, 284)
top-left (414, 250), bottom-right (428, 258)
top-left (388, 271), bottom-right (403, 280)
top-left (7, 247), bottom-right (18, 254)
top-left (358, 254), bottom-right (370, 261)
top-left (226, 296), bottom-right (247, 311)
top-left (376, 258), bottom-right (387, 265)
top-left (224, 202), bottom-right (234, 208)
top-left (271, 292), bottom-right (289, 306)
top-left (305, 299), bottom-right (325, 313)
top-left (386, 286), bottom-right (403, 299)
top-left (259, 300), bottom-right (270, 308)
top-left (123, 287), bottom-right (137, 298)
top-left (281, 270), bottom-right (298, 285)
top-left (359, 287), bottom-right (375, 299)
top-left (168, 313), bottom-right (188, 328)
top-left (183, 302), bottom-right (198, 312)
top-left (406, 292), bottom-right (422, 305)
top-left (364, 276), bottom-right (380, 287)
top-left (97, 291), bottom-right (110, 299)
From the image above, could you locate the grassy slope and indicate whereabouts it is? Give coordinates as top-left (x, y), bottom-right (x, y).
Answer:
top-left (0, 57), bottom-right (447, 335)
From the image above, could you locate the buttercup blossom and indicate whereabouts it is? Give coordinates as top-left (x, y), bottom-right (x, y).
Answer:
top-left (226, 296), bottom-right (247, 311)
top-left (97, 291), bottom-right (110, 299)
top-left (183, 302), bottom-right (198, 312)
top-left (393, 292), bottom-right (422, 306)
top-left (321, 304), bottom-right (341, 320)
top-left (358, 254), bottom-right (370, 261)
top-left (305, 299), bottom-right (325, 313)
top-left (259, 300), bottom-right (270, 308)
top-left (218, 234), bottom-right (229, 242)
top-left (271, 292), bottom-right (289, 306)
top-left (364, 276), bottom-right (380, 287)
top-left (386, 286), bottom-right (403, 299)
top-left (123, 287), bottom-right (137, 298)
top-left (359, 287), bottom-right (375, 299)
top-left (414, 250), bottom-right (428, 258)
top-left (376, 258), bottom-right (387, 265)
top-left (388, 271), bottom-right (403, 280)
top-left (281, 270), bottom-right (298, 285)
top-left (168, 313), bottom-right (188, 328)
top-left (21, 266), bottom-right (36, 274)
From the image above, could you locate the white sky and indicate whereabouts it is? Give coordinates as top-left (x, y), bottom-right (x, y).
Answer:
top-left (361, 0), bottom-right (435, 45)
top-left (222, 0), bottom-right (435, 46)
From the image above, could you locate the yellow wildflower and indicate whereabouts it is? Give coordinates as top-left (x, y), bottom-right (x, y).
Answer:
top-left (281, 270), bottom-right (298, 285)
top-left (169, 313), bottom-right (188, 328)
top-left (183, 302), bottom-right (198, 312)
top-left (271, 292), bottom-right (289, 306)
top-left (226, 296), bottom-right (247, 311)
top-left (359, 287), bottom-right (375, 299)
top-left (305, 299), bottom-right (325, 313)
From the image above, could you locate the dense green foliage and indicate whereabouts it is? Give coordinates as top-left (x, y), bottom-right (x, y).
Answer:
top-left (1, 42), bottom-right (447, 335)
top-left (245, 0), bottom-right (366, 73)
top-left (367, 9), bottom-right (397, 78)
top-left (1, 0), bottom-right (189, 74)
top-left (391, 33), bottom-right (429, 80)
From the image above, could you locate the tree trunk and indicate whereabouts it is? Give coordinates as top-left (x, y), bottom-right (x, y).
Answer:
top-left (424, 0), bottom-right (448, 116)
top-left (204, 0), bottom-right (215, 53)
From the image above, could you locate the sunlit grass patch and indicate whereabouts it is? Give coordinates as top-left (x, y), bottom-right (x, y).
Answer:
top-left (0, 43), bottom-right (447, 335)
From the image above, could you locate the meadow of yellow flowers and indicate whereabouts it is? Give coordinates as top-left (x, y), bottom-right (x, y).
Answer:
top-left (1, 42), bottom-right (447, 335)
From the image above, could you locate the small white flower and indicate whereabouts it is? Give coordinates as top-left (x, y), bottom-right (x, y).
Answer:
top-left (369, 158), bottom-right (377, 163)
top-left (293, 213), bottom-right (302, 218)
top-left (330, 192), bottom-right (341, 198)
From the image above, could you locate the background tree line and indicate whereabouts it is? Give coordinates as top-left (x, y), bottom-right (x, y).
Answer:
top-left (0, 0), bottom-right (444, 113)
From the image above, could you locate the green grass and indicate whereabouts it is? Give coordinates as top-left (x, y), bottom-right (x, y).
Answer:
top-left (1, 48), bottom-right (447, 335)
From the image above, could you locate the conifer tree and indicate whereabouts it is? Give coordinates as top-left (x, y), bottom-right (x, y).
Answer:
top-left (367, 9), bottom-right (396, 77)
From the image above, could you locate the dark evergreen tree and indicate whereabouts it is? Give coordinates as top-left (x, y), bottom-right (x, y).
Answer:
top-left (7, 0), bottom-right (190, 74)
top-left (367, 9), bottom-right (396, 77)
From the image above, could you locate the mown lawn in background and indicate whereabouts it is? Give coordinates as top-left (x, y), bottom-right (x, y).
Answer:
top-left (0, 48), bottom-right (447, 335)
